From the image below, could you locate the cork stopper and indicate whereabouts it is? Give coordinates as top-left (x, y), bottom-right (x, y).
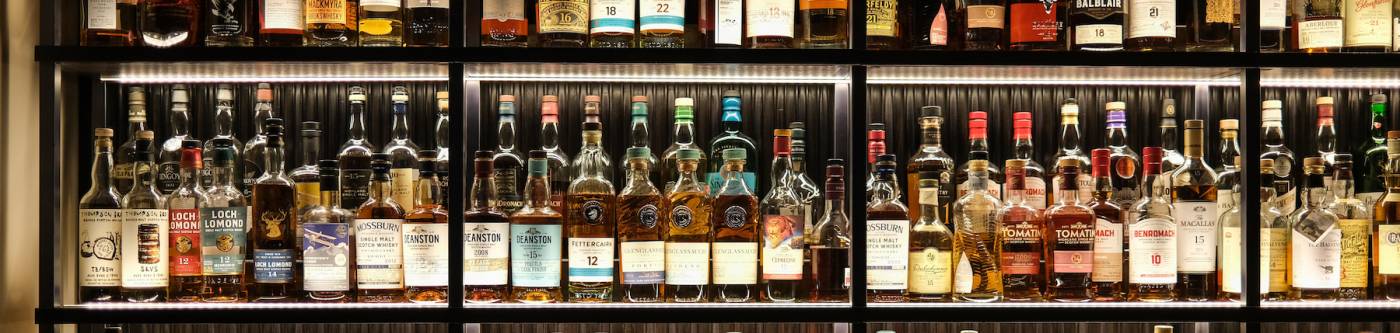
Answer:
top-left (136, 130), bottom-right (154, 140)
top-left (170, 84), bottom-right (188, 103)
top-left (722, 148), bottom-right (746, 161)
top-left (127, 87), bottom-right (146, 105)
top-left (584, 95), bottom-right (601, 103)
top-left (1061, 99), bottom-right (1080, 114)
top-left (256, 83), bottom-right (272, 101)
top-left (1316, 96), bottom-right (1334, 105)
top-left (436, 91), bottom-right (449, 100)
top-left (677, 148), bottom-right (701, 160)
top-left (94, 128), bottom-right (113, 137)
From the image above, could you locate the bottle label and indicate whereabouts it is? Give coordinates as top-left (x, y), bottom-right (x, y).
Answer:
top-left (403, 223), bottom-right (449, 287)
top-left (1009, 2), bottom-right (1060, 43)
top-left (707, 172), bottom-right (757, 195)
top-left (672, 205), bottom-right (695, 228)
top-left (1001, 221), bottom-right (1042, 275)
top-left (1262, 227), bottom-right (1289, 292)
top-left (590, 0), bottom-right (637, 34)
top-left (1344, 0), bottom-right (1392, 47)
top-left (568, 237), bottom-right (615, 282)
top-left (1128, 217), bottom-right (1176, 284)
top-left (539, 0), bottom-right (589, 34)
top-left (391, 168), bottom-right (418, 211)
top-left (484, 0), bottom-right (527, 20)
top-left (1024, 177), bottom-right (1048, 210)
top-left (621, 240), bottom-right (665, 284)
top-left (340, 169), bottom-right (373, 209)
top-left (510, 224), bottom-right (562, 287)
top-left (1091, 217), bottom-right (1123, 282)
top-left (1291, 226), bottom-right (1341, 289)
top-left (113, 164), bottom-right (135, 189)
top-left (121, 209), bottom-right (168, 288)
top-left (746, 0), bottom-right (794, 37)
top-left (665, 241), bottom-right (710, 285)
top-left (1299, 19), bottom-right (1344, 49)
top-left (1052, 220), bottom-right (1094, 274)
top-left (494, 168), bottom-right (525, 214)
top-left (407, 0), bottom-right (450, 8)
top-left (262, 0), bottom-right (305, 30)
top-left (641, 0), bottom-right (686, 32)
top-left (295, 182), bottom-right (321, 217)
top-left (168, 209), bottom-right (202, 277)
top-left (307, 0), bottom-right (349, 24)
top-left (208, 0), bottom-right (249, 37)
top-left (928, 4), bottom-right (949, 45)
top-left (1216, 188), bottom-right (1236, 213)
top-left (1221, 226), bottom-right (1242, 293)
top-left (79, 209), bottom-right (122, 287)
top-left (966, 5), bottom-right (1006, 29)
top-left (155, 162), bottom-right (181, 194)
top-left (761, 214), bottom-right (805, 280)
top-left (954, 252), bottom-right (972, 293)
top-left (1261, 0), bottom-right (1286, 29)
top-left (867, 219), bottom-right (910, 290)
top-left (722, 206), bottom-right (750, 228)
top-left (1380, 225), bottom-right (1400, 275)
top-left (302, 222), bottom-right (351, 291)
top-left (1172, 201), bottom-right (1218, 273)
top-left (1126, 0), bottom-right (1175, 38)
top-left (354, 218), bottom-right (405, 289)
top-left (1052, 175), bottom-right (1094, 204)
top-left (361, 0), bottom-right (403, 7)
top-left (908, 247), bottom-right (952, 294)
top-left (86, 0), bottom-right (118, 30)
top-left (1340, 218), bottom-right (1371, 288)
top-left (1074, 24), bottom-right (1123, 45)
top-left (712, 242), bottom-right (758, 284)
top-left (957, 179), bottom-right (1003, 199)
top-left (464, 222), bottom-right (510, 285)
top-left (714, 0), bottom-right (744, 45)
top-left (253, 249), bottom-right (295, 283)
top-left (866, 0), bottom-right (898, 37)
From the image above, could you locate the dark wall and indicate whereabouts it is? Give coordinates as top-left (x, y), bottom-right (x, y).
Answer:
top-left (1262, 88), bottom-right (1400, 161)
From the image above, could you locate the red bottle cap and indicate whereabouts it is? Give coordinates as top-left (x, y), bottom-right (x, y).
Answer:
top-left (1013, 112), bottom-right (1031, 122)
top-left (1091, 148), bottom-right (1111, 177)
top-left (969, 119), bottom-right (987, 139)
top-left (970, 111), bottom-right (987, 121)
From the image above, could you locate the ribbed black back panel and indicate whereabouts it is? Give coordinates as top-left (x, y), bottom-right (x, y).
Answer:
top-left (478, 82), bottom-right (839, 191)
top-left (1262, 88), bottom-right (1400, 160)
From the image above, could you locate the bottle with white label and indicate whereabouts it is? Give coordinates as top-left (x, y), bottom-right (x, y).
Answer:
top-left (590, 0), bottom-right (637, 47)
top-left (759, 131), bottom-right (805, 302)
top-left (1069, 0), bottom-right (1124, 50)
top-left (1327, 154), bottom-right (1371, 300)
top-left (1373, 131), bottom-right (1400, 300)
top-left (1290, 157), bottom-right (1342, 301)
top-left (82, 0), bottom-right (138, 46)
top-left (707, 0), bottom-right (746, 47)
top-left (1170, 120), bottom-right (1220, 302)
top-left (404, 150), bottom-right (448, 303)
top-left (1128, 147), bottom-right (1176, 302)
top-left (1298, 0), bottom-right (1344, 52)
top-left (1343, 0), bottom-right (1393, 51)
top-left (1259, 159), bottom-right (1291, 301)
top-left (909, 171), bottom-right (954, 302)
top-left (464, 151), bottom-right (512, 303)
top-left (512, 151), bottom-right (565, 303)
top-left (79, 128), bottom-right (123, 303)
top-left (746, 0), bottom-right (794, 47)
top-left (384, 86), bottom-right (421, 213)
top-left (1124, 0), bottom-right (1175, 50)
top-left (1262, 100), bottom-right (1298, 215)
top-left (566, 122), bottom-right (618, 302)
top-left (1261, 0), bottom-right (1287, 51)
top-left (354, 155), bottom-right (407, 303)
top-left (867, 154), bottom-right (911, 302)
top-left (666, 148), bottom-right (713, 302)
top-left (619, 147), bottom-right (666, 302)
top-left (203, 139), bottom-right (250, 303)
top-left (1088, 149), bottom-right (1126, 301)
top-left (121, 130), bottom-right (168, 303)
top-left (711, 148), bottom-right (760, 302)
top-left (300, 160), bottom-right (354, 303)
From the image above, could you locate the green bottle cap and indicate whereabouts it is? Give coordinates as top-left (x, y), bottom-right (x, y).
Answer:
top-left (528, 157), bottom-right (549, 176)
top-left (678, 148), bottom-right (701, 160)
top-left (626, 147), bottom-right (651, 160)
top-left (674, 98), bottom-right (694, 120)
top-left (722, 148), bottom-right (746, 161)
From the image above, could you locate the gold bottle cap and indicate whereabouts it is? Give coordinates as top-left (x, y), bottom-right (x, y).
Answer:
top-left (774, 128), bottom-right (792, 136)
top-left (1260, 158), bottom-right (1274, 171)
top-left (1304, 157), bottom-right (1325, 174)
top-left (1220, 119), bottom-right (1238, 130)
top-left (1317, 96), bottom-right (1334, 105)
top-left (94, 128), bottom-right (113, 137)
top-left (1154, 325), bottom-right (1174, 333)
top-left (1057, 159), bottom-right (1080, 168)
top-left (969, 160), bottom-right (989, 171)
top-left (1005, 159), bottom-right (1026, 170)
top-left (137, 130), bottom-right (154, 140)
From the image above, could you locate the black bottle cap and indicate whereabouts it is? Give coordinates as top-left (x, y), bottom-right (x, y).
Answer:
top-left (921, 106), bottom-right (943, 118)
top-left (475, 150), bottom-right (494, 159)
top-left (529, 150), bottom-right (547, 159)
top-left (372, 152), bottom-right (390, 162)
top-left (419, 150), bottom-right (438, 159)
top-left (181, 139), bottom-right (200, 149)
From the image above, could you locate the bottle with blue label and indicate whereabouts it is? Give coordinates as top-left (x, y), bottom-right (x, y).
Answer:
top-left (301, 160), bottom-right (355, 303)
top-left (566, 122), bottom-right (618, 302)
top-left (590, 0), bottom-right (636, 47)
top-left (249, 118), bottom-right (299, 302)
top-left (511, 150), bottom-right (565, 303)
top-left (707, 90), bottom-right (759, 195)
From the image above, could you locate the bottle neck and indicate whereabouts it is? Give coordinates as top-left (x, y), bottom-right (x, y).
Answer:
top-left (1013, 136), bottom-right (1034, 160)
top-left (170, 106), bottom-right (190, 137)
top-left (1316, 118), bottom-right (1337, 153)
top-left (770, 154), bottom-right (793, 191)
top-left (180, 163), bottom-right (201, 189)
top-left (132, 151), bottom-right (154, 191)
top-left (348, 102), bottom-right (368, 140)
top-left (1057, 170), bottom-right (1081, 205)
top-left (417, 172), bottom-right (440, 208)
top-left (1107, 125), bottom-right (1128, 147)
top-left (254, 102), bottom-right (273, 134)
top-left (721, 160), bottom-right (749, 191)
top-left (470, 165), bottom-right (495, 210)
top-left (1264, 121), bottom-right (1286, 147)
top-left (631, 115), bottom-right (650, 148)
top-left (301, 135), bottom-right (320, 168)
top-left (1334, 167), bottom-right (1356, 201)
top-left (91, 140), bottom-right (114, 192)
top-left (674, 120), bottom-right (696, 145)
top-left (214, 102), bottom-right (234, 137)
top-left (969, 137), bottom-right (988, 154)
top-left (967, 170), bottom-right (989, 191)
top-left (823, 194), bottom-right (848, 220)
top-left (212, 161), bottom-right (238, 189)
top-left (435, 111), bottom-right (451, 150)
top-left (264, 141), bottom-right (285, 176)
top-left (1004, 172), bottom-right (1025, 204)
top-left (541, 120), bottom-right (561, 151)
top-left (1304, 173), bottom-right (1328, 207)
top-left (626, 161), bottom-right (653, 189)
top-left (1373, 104), bottom-right (1388, 143)
top-left (498, 115), bottom-right (517, 151)
top-left (391, 104), bottom-right (410, 140)
top-left (371, 174), bottom-right (392, 201)
top-left (320, 176), bottom-right (341, 208)
top-left (1160, 122), bottom-right (1179, 151)
top-left (921, 124), bottom-right (942, 147)
top-left (524, 172), bottom-right (551, 208)
top-left (918, 183), bottom-right (939, 220)
top-left (872, 169), bottom-right (898, 201)
top-left (1059, 120), bottom-right (1082, 155)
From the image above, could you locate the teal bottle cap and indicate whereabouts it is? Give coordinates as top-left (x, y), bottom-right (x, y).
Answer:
top-left (678, 148), bottom-right (701, 160)
top-left (722, 148), bottom-right (746, 161)
top-left (626, 147), bottom-right (651, 159)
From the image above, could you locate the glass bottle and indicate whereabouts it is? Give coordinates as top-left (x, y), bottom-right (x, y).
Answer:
top-left (912, 0), bottom-right (960, 49)
top-left (574, 96), bottom-right (613, 180)
top-left (1128, 147), bottom-right (1176, 302)
top-left (1261, 159), bottom-right (1290, 301)
top-left (1190, 0), bottom-right (1237, 51)
top-left (305, 0), bottom-right (358, 46)
top-left (1068, 0), bottom-right (1124, 50)
top-left (156, 84), bottom-right (193, 196)
top-left (1263, 100), bottom-right (1298, 215)
top-left (202, 139), bottom-right (250, 302)
top-left (292, 122), bottom-right (323, 234)
top-left (1289, 157), bottom-right (1342, 301)
top-left (865, 124), bottom-right (887, 200)
top-left (660, 98), bottom-right (708, 192)
top-left (243, 83), bottom-right (276, 198)
top-left (201, 85), bottom-right (243, 190)
top-left (589, 0), bottom-right (636, 47)
top-left (406, 0), bottom-right (449, 46)
top-left (1217, 155), bottom-right (1241, 225)
top-left (1159, 99), bottom-right (1186, 175)
top-left (956, 113), bottom-right (1003, 199)
top-left (537, 0), bottom-right (590, 47)
top-left (339, 86), bottom-right (377, 211)
top-left (359, 0), bottom-right (404, 46)
top-left (300, 160), bottom-right (355, 303)
top-left (250, 119), bottom-right (300, 302)
top-left (1297, 0), bottom-right (1343, 52)
top-left (1124, 0), bottom-right (1174, 50)
top-left (711, 148), bottom-right (760, 303)
top-left (908, 106), bottom-right (956, 225)
top-left (908, 171), bottom-right (954, 302)
top-left (1218, 119), bottom-right (1242, 174)
top-left (404, 150), bottom-right (448, 303)
top-left (665, 148), bottom-right (713, 302)
top-left (796, 0), bottom-right (850, 48)
top-left (82, 0), bottom-right (139, 46)
top-left (1105, 108), bottom-right (1141, 209)
top-left (640, 0), bottom-right (686, 47)
top-left (708, 91), bottom-right (759, 194)
top-left (1011, 113), bottom-right (1048, 211)
top-left (541, 95), bottom-right (572, 211)
top-left (760, 130), bottom-right (805, 302)
top-left (618, 147), bottom-right (666, 302)
top-left (866, 154), bottom-right (909, 302)
top-left (791, 123), bottom-right (823, 242)
top-left (704, 0), bottom-right (745, 48)
top-left (1008, 0), bottom-right (1067, 50)
top-left (465, 151), bottom-right (511, 303)
top-left (512, 151), bottom-right (565, 303)
top-left (746, 0), bottom-right (794, 48)
top-left (1261, 0), bottom-right (1287, 51)
top-left (1358, 94), bottom-right (1390, 206)
top-left (866, 0), bottom-right (904, 49)
top-left (434, 91), bottom-right (450, 186)
top-left (1328, 154), bottom-right (1371, 300)
top-left (140, 0), bottom-right (199, 47)
top-left (493, 95), bottom-right (527, 215)
top-left (1373, 131), bottom-right (1400, 300)
top-left (1343, 0), bottom-right (1392, 51)
top-left (953, 159), bottom-right (1004, 302)
top-left (121, 131), bottom-right (168, 303)
top-left (1045, 159), bottom-right (1095, 302)
top-left (259, 0), bottom-right (305, 45)
top-left (79, 128), bottom-right (123, 303)
top-left (1171, 119), bottom-right (1219, 302)
top-left (1221, 162), bottom-right (1244, 301)
top-left (116, 87), bottom-right (152, 196)
top-left (565, 122), bottom-right (619, 302)
top-left (354, 154), bottom-right (406, 303)
top-left (997, 159), bottom-right (1044, 302)
top-left (1317, 98), bottom-right (1339, 189)
top-left (1088, 149), bottom-right (1126, 301)
top-left (482, 0), bottom-right (528, 47)
top-left (384, 86), bottom-right (421, 212)
top-left (1052, 99), bottom-right (1092, 205)
top-left (204, 0), bottom-right (254, 46)
top-left (963, 0), bottom-right (1007, 50)
top-left (167, 140), bottom-right (208, 302)
top-left (621, 96), bottom-right (660, 182)
top-left (808, 161), bottom-right (851, 302)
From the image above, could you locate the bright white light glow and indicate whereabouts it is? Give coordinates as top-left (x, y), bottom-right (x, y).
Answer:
top-left (1261, 301), bottom-right (1400, 309)
top-left (465, 75), bottom-right (848, 84)
top-left (71, 303), bottom-right (447, 310)
top-left (1260, 79), bottom-right (1400, 88)
top-left (101, 76), bottom-right (450, 83)
top-left (461, 303), bottom-right (852, 309)
top-left (867, 301), bottom-right (1244, 309)
top-left (868, 78), bottom-right (1241, 86)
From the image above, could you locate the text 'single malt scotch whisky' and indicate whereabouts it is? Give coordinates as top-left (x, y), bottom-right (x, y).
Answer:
top-left (305, 0), bottom-right (358, 46)
top-left (122, 131), bottom-right (169, 303)
top-left (867, 155), bottom-right (910, 303)
top-left (354, 154), bottom-right (407, 303)
top-left (80, 128), bottom-right (123, 303)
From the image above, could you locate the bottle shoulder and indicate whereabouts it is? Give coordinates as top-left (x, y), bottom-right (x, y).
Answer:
top-left (383, 140), bottom-right (420, 156)
top-left (464, 208), bottom-right (511, 222)
top-left (338, 142), bottom-right (376, 156)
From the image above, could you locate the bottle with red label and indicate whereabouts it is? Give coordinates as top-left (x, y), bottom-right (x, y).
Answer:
top-left (167, 140), bottom-right (208, 302)
top-left (1009, 0), bottom-right (1067, 50)
top-left (1011, 112), bottom-right (1048, 211)
top-left (1045, 159), bottom-right (1095, 302)
top-left (997, 159), bottom-right (1045, 301)
top-left (1088, 148), bottom-right (1127, 301)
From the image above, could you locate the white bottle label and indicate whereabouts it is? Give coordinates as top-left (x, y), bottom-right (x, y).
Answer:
top-left (263, 0), bottom-right (305, 30)
top-left (640, 0), bottom-right (685, 32)
top-left (761, 215), bottom-right (805, 280)
top-left (1221, 226), bottom-right (1242, 293)
top-left (713, 242), bottom-right (758, 284)
top-left (302, 222), bottom-right (352, 291)
top-left (463, 222), bottom-right (509, 285)
top-left (1091, 218), bottom-right (1123, 282)
top-left (1261, 0), bottom-right (1286, 29)
top-left (714, 0), bottom-right (743, 45)
top-left (510, 224), bottom-right (562, 287)
top-left (1129, 217), bottom-right (1177, 284)
top-left (121, 209), bottom-right (168, 289)
top-left (954, 252), bottom-right (973, 293)
top-left (1300, 19), bottom-right (1345, 49)
top-left (908, 248), bottom-right (952, 294)
top-left (1344, 0), bottom-right (1392, 47)
top-left (1127, 0), bottom-right (1175, 38)
top-left (86, 0), bottom-right (118, 30)
top-left (1173, 201), bottom-right (1218, 273)
top-left (407, 0), bottom-right (450, 8)
top-left (390, 168), bottom-right (418, 212)
top-left (361, 0), bottom-right (403, 8)
top-left (1379, 225), bottom-right (1400, 274)
top-left (80, 209), bottom-right (123, 287)
top-left (745, 0), bottom-right (794, 38)
top-left (620, 241), bottom-right (665, 284)
top-left (591, 0), bottom-right (637, 34)
top-left (402, 223), bottom-right (448, 287)
top-left (665, 242), bottom-right (710, 285)
top-left (1024, 177), bottom-right (1048, 210)
top-left (1292, 226), bottom-right (1342, 289)
top-left (568, 237), bottom-right (616, 282)
top-left (484, 0), bottom-right (527, 20)
top-left (354, 218), bottom-right (405, 290)
top-left (867, 219), bottom-right (910, 290)
top-left (1075, 24), bottom-right (1124, 45)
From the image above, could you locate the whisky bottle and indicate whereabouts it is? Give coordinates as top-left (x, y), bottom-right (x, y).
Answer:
top-left (1260, 159), bottom-right (1290, 301)
top-left (482, 0), bottom-right (528, 47)
top-left (1262, 100), bottom-right (1298, 215)
top-left (618, 147), bottom-right (666, 302)
top-left (1088, 149), bottom-right (1126, 301)
top-left (167, 140), bottom-right (208, 302)
top-left (1217, 158), bottom-right (1243, 300)
top-left (406, 0), bottom-right (449, 46)
top-left (909, 171), bottom-right (954, 302)
top-left (1159, 99), bottom-right (1186, 174)
top-left (796, 0), bottom-right (850, 48)
top-left (250, 119), bottom-right (300, 302)
top-left (997, 159), bottom-right (1044, 302)
top-left (305, 0), bottom-right (358, 46)
top-left (1189, 0), bottom-right (1236, 51)
top-left (711, 149), bottom-right (760, 303)
top-left (202, 139), bottom-right (250, 302)
top-left (953, 159), bottom-right (1004, 302)
top-left (566, 122), bottom-right (618, 302)
top-left (121, 131), bottom-right (168, 302)
top-left (465, 151), bottom-right (511, 303)
top-left (621, 96), bottom-right (660, 182)
top-left (747, 0), bottom-right (794, 48)
top-left (82, 0), bottom-right (138, 46)
top-left (79, 128), bottom-right (123, 303)
top-left (1045, 159), bottom-right (1095, 302)
top-left (708, 91), bottom-right (759, 194)
top-left (1123, 0), bottom-right (1174, 50)
top-left (660, 98), bottom-right (708, 192)
top-left (1172, 119), bottom-right (1219, 301)
top-left (1373, 131), bottom-right (1400, 300)
top-left (139, 0), bottom-right (199, 47)
top-left (541, 96), bottom-right (572, 211)
top-left (204, 0), bottom-right (254, 46)
top-left (434, 91), bottom-right (450, 186)
top-left (355, 154), bottom-right (406, 302)
top-left (405, 150), bottom-right (448, 303)
top-left (956, 113), bottom-right (1002, 199)
top-left (1358, 94), bottom-right (1390, 206)
top-left (912, 0), bottom-right (959, 49)
top-left (964, 0), bottom-right (1007, 50)
top-left (865, 125), bottom-right (886, 200)
top-left (1298, 0), bottom-right (1343, 52)
top-left (590, 0), bottom-right (636, 47)
top-left (1317, 98), bottom-right (1339, 189)
top-left (574, 96), bottom-right (614, 180)
top-left (300, 160), bottom-right (354, 303)
top-left (291, 122), bottom-right (323, 233)
top-left (512, 151), bottom-right (565, 303)
top-left (665, 148), bottom-right (713, 302)
top-left (1012, 112), bottom-right (1048, 211)
top-left (1105, 108), bottom-right (1140, 209)
top-left (1069, 0), bottom-right (1124, 50)
top-left (1328, 154), bottom-right (1371, 300)
top-left (493, 95), bottom-right (527, 215)
top-left (1289, 157), bottom-right (1342, 301)
top-left (1343, 0), bottom-right (1392, 51)
top-left (115, 87), bottom-right (151, 196)
top-left (1008, 0), bottom-right (1067, 50)
top-left (260, 0), bottom-right (306, 45)
top-left (866, 0), bottom-right (904, 49)
top-left (1052, 100), bottom-right (1092, 205)
top-left (808, 161), bottom-right (851, 302)
top-left (156, 84), bottom-right (193, 195)
top-left (639, 0), bottom-right (686, 47)
top-left (760, 130), bottom-right (804, 302)
top-left (385, 87), bottom-right (421, 212)
top-left (202, 86), bottom-right (244, 190)
top-left (791, 123), bottom-right (823, 241)
top-left (866, 154), bottom-right (909, 302)
top-left (339, 87), bottom-right (377, 210)
top-left (908, 107), bottom-right (956, 224)
top-left (1261, 0), bottom-right (1286, 51)
top-left (1218, 119), bottom-right (1242, 174)
top-left (538, 0), bottom-right (590, 47)
top-left (1128, 147), bottom-right (1176, 302)
top-left (360, 0), bottom-right (405, 46)
top-left (705, 0), bottom-right (745, 48)
top-left (243, 83), bottom-right (277, 198)
top-left (1217, 155), bottom-right (1240, 221)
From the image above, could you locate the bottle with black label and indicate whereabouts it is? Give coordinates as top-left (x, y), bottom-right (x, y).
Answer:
top-left (157, 84), bottom-right (193, 195)
top-left (339, 86), bottom-right (377, 211)
top-left (1069, 0), bottom-right (1124, 50)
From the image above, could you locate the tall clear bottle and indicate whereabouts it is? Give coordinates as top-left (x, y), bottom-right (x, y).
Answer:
top-left (867, 154), bottom-right (910, 302)
top-left (156, 84), bottom-right (193, 195)
top-left (760, 130), bottom-right (805, 302)
top-left (707, 91), bottom-right (759, 193)
top-left (243, 83), bottom-right (276, 198)
top-left (1088, 149), bottom-right (1126, 301)
top-left (1052, 99), bottom-right (1092, 204)
top-left (808, 161), bottom-right (851, 302)
top-left (300, 160), bottom-right (355, 303)
top-left (1171, 119), bottom-right (1219, 301)
top-left (79, 128), bottom-right (123, 303)
top-left (712, 148), bottom-right (760, 302)
top-left (464, 151), bottom-right (511, 303)
top-left (1329, 154), bottom-right (1371, 300)
top-left (339, 86), bottom-right (378, 211)
top-left (1358, 94), bottom-right (1390, 206)
top-left (512, 151), bottom-right (565, 303)
top-left (1373, 131), bottom-right (1400, 300)
top-left (907, 106), bottom-right (956, 224)
top-left (997, 159), bottom-right (1044, 302)
top-left (493, 95), bottom-right (527, 215)
top-left (1263, 100), bottom-right (1298, 215)
top-left (659, 98), bottom-right (708, 191)
top-left (250, 119), bottom-right (300, 302)
top-left (1105, 108), bottom-right (1141, 209)
top-left (201, 86), bottom-right (243, 190)
top-left (404, 150), bottom-right (448, 303)
top-left (1128, 147), bottom-right (1176, 302)
top-left (953, 159), bottom-right (1004, 302)
top-left (203, 139), bottom-right (250, 302)
top-left (355, 154), bottom-right (406, 303)
top-left (167, 141), bottom-right (208, 302)
top-left (566, 122), bottom-right (618, 302)
top-left (618, 147), bottom-right (666, 302)
top-left (115, 87), bottom-right (152, 195)
top-left (665, 148), bottom-right (713, 302)
top-left (385, 86), bottom-right (421, 212)
top-left (1289, 157), bottom-right (1342, 301)
top-left (541, 95), bottom-right (572, 211)
top-left (121, 131), bottom-right (168, 302)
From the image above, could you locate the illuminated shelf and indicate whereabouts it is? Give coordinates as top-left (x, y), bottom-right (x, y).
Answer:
top-left (1261, 67), bottom-right (1400, 88)
top-left (868, 66), bottom-right (1242, 86)
top-left (1258, 52), bottom-right (1400, 68)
